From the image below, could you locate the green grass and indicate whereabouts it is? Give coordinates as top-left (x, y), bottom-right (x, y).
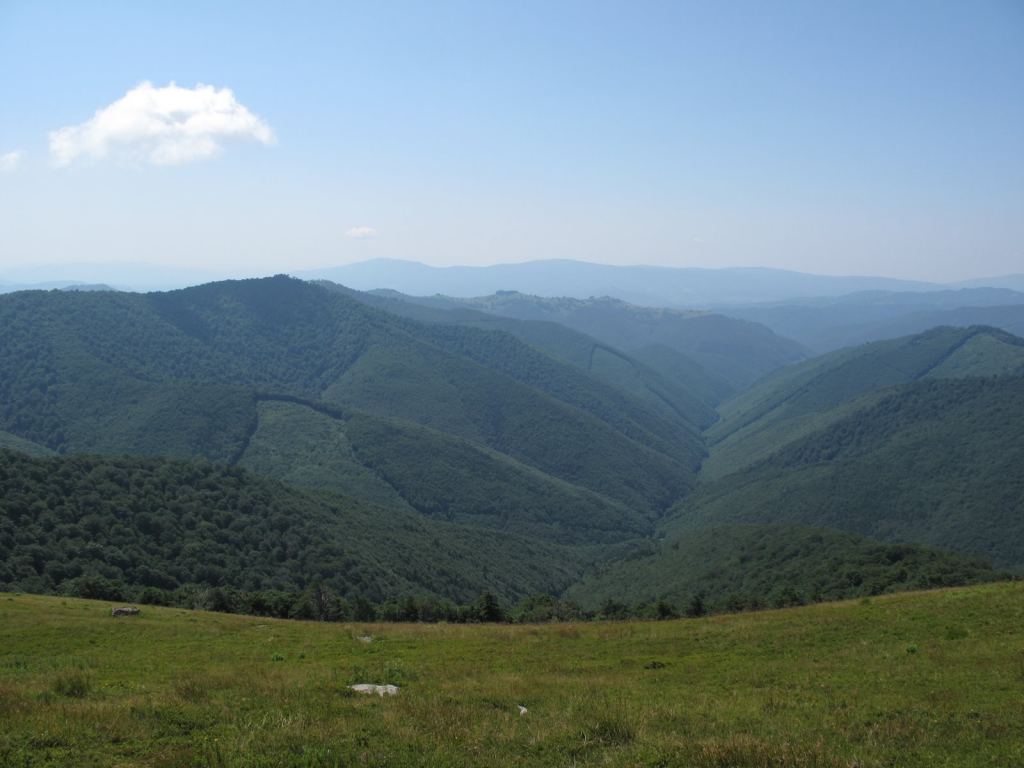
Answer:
top-left (2, 583), bottom-right (1022, 767)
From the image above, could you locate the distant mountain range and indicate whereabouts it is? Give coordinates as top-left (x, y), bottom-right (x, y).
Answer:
top-left (297, 259), bottom-right (1024, 307)
top-left (0, 281), bottom-right (119, 294)
top-left (719, 288), bottom-right (1024, 352)
top-left (299, 259), bottom-right (943, 306)
top-left (348, 288), bottom-right (807, 391)
top-left (5, 258), bottom-right (1023, 310)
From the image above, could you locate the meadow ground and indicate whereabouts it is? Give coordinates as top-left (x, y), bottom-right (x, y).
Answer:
top-left (1, 583), bottom-right (1022, 767)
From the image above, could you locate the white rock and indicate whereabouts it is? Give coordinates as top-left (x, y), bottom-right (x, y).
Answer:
top-left (349, 683), bottom-right (399, 696)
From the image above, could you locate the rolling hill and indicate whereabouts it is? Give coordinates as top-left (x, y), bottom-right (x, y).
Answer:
top-left (236, 398), bottom-right (648, 544)
top-left (672, 376), bottom-right (1024, 570)
top-left (845, 304), bottom-right (1024, 349)
top-left (0, 277), bottom-right (705, 534)
top-left (365, 289), bottom-right (807, 390)
top-left (326, 282), bottom-right (722, 428)
top-left (566, 524), bottom-right (1003, 611)
top-left (2, 277), bottom-right (1019, 619)
top-left (704, 325), bottom-right (1024, 479)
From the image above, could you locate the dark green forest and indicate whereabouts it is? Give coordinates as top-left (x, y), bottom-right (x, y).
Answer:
top-left (358, 289), bottom-right (807, 390)
top-left (567, 524), bottom-right (1003, 611)
top-left (0, 450), bottom-right (585, 605)
top-left (0, 278), bottom-right (702, 518)
top-left (705, 325), bottom-right (1024, 478)
top-left (672, 377), bottom-right (1024, 569)
top-left (0, 279), bottom-right (1021, 620)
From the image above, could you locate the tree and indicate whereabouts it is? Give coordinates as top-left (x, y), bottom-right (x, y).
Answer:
top-left (654, 599), bottom-right (678, 620)
top-left (473, 591), bottom-right (506, 623)
top-left (685, 593), bottom-right (706, 618)
top-left (598, 598), bottom-right (631, 621)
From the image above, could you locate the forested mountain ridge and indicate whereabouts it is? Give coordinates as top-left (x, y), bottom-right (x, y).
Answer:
top-left (236, 397), bottom-right (650, 544)
top-left (363, 289), bottom-right (807, 390)
top-left (0, 277), bottom-right (705, 526)
top-left (669, 376), bottom-right (1024, 570)
top-left (2, 280), bottom-right (1020, 617)
top-left (323, 281), bottom-right (723, 429)
top-left (704, 325), bottom-right (1024, 478)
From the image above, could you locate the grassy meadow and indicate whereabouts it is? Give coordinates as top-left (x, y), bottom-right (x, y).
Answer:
top-left (1, 583), bottom-right (1022, 767)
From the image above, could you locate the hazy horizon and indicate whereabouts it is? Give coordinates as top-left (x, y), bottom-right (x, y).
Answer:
top-left (2, 1), bottom-right (1022, 283)
top-left (6, 257), bottom-right (1024, 286)
top-left (4, 256), bottom-right (1024, 309)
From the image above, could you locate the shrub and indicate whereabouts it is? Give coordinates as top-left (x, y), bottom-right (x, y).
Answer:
top-left (52, 671), bottom-right (91, 698)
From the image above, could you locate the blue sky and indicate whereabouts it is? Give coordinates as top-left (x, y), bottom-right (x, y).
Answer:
top-left (0, 0), bottom-right (1021, 281)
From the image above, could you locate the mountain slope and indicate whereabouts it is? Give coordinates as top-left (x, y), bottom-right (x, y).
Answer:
top-left (0, 450), bottom-right (585, 604)
top-left (375, 290), bottom-right (806, 390)
top-left (328, 282), bottom-right (720, 429)
top-left (847, 304), bottom-right (1024, 349)
top-left (566, 524), bottom-right (1002, 610)
top-left (0, 431), bottom-right (54, 457)
top-left (704, 326), bottom-right (1024, 479)
top-left (672, 377), bottom-right (1024, 570)
top-left (0, 277), bottom-right (704, 527)
top-left (237, 398), bottom-right (648, 544)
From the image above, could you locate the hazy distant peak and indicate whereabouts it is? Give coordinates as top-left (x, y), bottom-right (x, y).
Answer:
top-left (296, 259), bottom-right (943, 307)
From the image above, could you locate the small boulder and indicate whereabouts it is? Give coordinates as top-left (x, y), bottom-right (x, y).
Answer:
top-left (111, 606), bottom-right (140, 617)
top-left (349, 683), bottom-right (399, 696)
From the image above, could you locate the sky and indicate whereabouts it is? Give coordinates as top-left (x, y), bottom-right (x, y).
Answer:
top-left (0, 0), bottom-right (1022, 283)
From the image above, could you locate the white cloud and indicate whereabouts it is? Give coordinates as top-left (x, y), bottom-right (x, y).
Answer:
top-left (49, 81), bottom-right (274, 167)
top-left (0, 150), bottom-right (23, 173)
top-left (346, 226), bottom-right (377, 239)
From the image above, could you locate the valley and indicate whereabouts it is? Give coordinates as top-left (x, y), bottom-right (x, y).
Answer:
top-left (1, 274), bottom-right (1021, 621)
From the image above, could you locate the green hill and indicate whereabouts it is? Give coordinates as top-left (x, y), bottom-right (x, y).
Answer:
top-left (566, 524), bottom-right (1003, 611)
top-left (2, 583), bottom-right (1023, 766)
top-left (4, 281), bottom-right (1020, 621)
top-left (237, 398), bottom-right (647, 544)
top-left (704, 326), bottom-right (1024, 478)
top-left (0, 431), bottom-right (53, 457)
top-left (0, 450), bottom-right (585, 604)
top-left (374, 290), bottom-right (807, 390)
top-left (0, 277), bottom-right (706, 531)
top-left (329, 282), bottom-right (721, 429)
top-left (672, 377), bottom-right (1024, 570)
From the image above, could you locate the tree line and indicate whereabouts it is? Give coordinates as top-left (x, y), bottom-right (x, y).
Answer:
top-left (39, 573), bottom-right (814, 624)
